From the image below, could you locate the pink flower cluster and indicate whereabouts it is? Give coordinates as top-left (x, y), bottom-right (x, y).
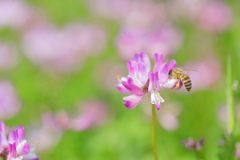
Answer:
top-left (0, 43), bottom-right (18, 71)
top-left (116, 26), bottom-right (182, 60)
top-left (0, 0), bottom-right (33, 30)
top-left (22, 23), bottom-right (106, 74)
top-left (0, 81), bottom-right (21, 120)
top-left (170, 0), bottom-right (232, 33)
top-left (26, 100), bottom-right (109, 152)
top-left (0, 122), bottom-right (38, 160)
top-left (117, 52), bottom-right (182, 110)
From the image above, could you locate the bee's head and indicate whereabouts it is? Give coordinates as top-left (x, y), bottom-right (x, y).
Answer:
top-left (168, 69), bottom-right (172, 76)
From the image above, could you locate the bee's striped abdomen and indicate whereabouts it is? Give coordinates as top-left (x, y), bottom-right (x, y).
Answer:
top-left (181, 75), bottom-right (192, 92)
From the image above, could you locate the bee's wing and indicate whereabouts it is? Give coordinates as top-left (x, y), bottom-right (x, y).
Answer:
top-left (181, 69), bottom-right (198, 75)
top-left (182, 69), bottom-right (198, 71)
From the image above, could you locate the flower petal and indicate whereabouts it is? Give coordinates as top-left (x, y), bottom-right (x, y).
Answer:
top-left (0, 122), bottom-right (8, 149)
top-left (16, 127), bottom-right (25, 143)
top-left (17, 140), bottom-right (30, 155)
top-left (159, 63), bottom-right (169, 85)
top-left (123, 95), bottom-right (143, 109)
top-left (153, 53), bottom-right (163, 73)
top-left (116, 77), bottom-right (129, 93)
top-left (122, 79), bottom-right (143, 96)
top-left (127, 60), bottom-right (138, 77)
top-left (172, 81), bottom-right (183, 90)
top-left (151, 90), bottom-right (164, 110)
top-left (116, 84), bottom-right (129, 93)
top-left (137, 63), bottom-right (148, 85)
top-left (130, 76), bottom-right (143, 88)
top-left (168, 59), bottom-right (177, 71)
top-left (22, 150), bottom-right (39, 160)
top-left (8, 130), bottom-right (17, 144)
top-left (163, 79), bottom-right (178, 88)
top-left (134, 52), bottom-right (151, 72)
top-left (148, 72), bottom-right (160, 92)
top-left (8, 143), bottom-right (17, 158)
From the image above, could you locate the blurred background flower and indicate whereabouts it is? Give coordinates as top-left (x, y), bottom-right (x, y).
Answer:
top-left (22, 23), bottom-right (106, 74)
top-left (0, 80), bottom-right (21, 120)
top-left (0, 0), bottom-right (33, 29)
top-left (69, 100), bottom-right (109, 131)
top-left (0, 42), bottom-right (18, 70)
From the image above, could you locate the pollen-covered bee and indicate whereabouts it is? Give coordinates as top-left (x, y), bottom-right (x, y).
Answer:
top-left (168, 68), bottom-right (194, 92)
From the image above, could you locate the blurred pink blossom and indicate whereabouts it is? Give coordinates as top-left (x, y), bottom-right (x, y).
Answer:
top-left (182, 138), bottom-right (205, 150)
top-left (218, 103), bottom-right (240, 125)
top-left (0, 42), bottom-right (18, 70)
top-left (116, 26), bottom-right (182, 60)
top-left (69, 100), bottom-right (109, 131)
top-left (89, 0), bottom-right (165, 27)
top-left (116, 28), bottom-right (147, 60)
top-left (143, 101), bottom-right (181, 131)
top-left (94, 61), bottom-right (127, 91)
top-left (22, 23), bottom-right (106, 73)
top-left (120, 1), bottom-right (166, 28)
top-left (195, 1), bottom-right (232, 32)
top-left (88, 0), bottom-right (130, 20)
top-left (0, 80), bottom-right (21, 120)
top-left (145, 26), bottom-right (183, 58)
top-left (169, 0), bottom-right (205, 20)
top-left (235, 142), bottom-right (240, 158)
top-left (0, 0), bottom-right (33, 29)
top-left (183, 56), bottom-right (222, 91)
top-left (170, 0), bottom-right (232, 33)
top-left (157, 102), bottom-right (182, 131)
top-left (26, 111), bottom-right (69, 153)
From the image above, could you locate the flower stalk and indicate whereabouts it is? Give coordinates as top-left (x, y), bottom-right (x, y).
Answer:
top-left (226, 56), bottom-right (235, 134)
top-left (152, 104), bottom-right (158, 160)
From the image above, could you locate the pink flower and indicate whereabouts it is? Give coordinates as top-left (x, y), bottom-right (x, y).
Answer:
top-left (235, 143), bottom-right (240, 158)
top-left (145, 26), bottom-right (182, 57)
top-left (143, 102), bottom-right (182, 131)
top-left (116, 28), bottom-right (147, 60)
top-left (117, 52), bottom-right (179, 110)
top-left (195, 1), bottom-right (232, 32)
top-left (116, 26), bottom-right (182, 60)
top-left (0, 42), bottom-right (18, 70)
top-left (26, 112), bottom-right (66, 152)
top-left (169, 0), bottom-right (232, 33)
top-left (183, 57), bottom-right (222, 91)
top-left (0, 81), bottom-right (21, 119)
top-left (88, 0), bottom-right (165, 28)
top-left (22, 23), bottom-right (106, 74)
top-left (0, 0), bottom-right (32, 29)
top-left (0, 122), bottom-right (38, 160)
top-left (69, 100), bottom-right (109, 131)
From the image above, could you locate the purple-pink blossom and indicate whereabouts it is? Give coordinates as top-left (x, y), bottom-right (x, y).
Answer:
top-left (22, 22), bottom-right (106, 74)
top-left (0, 0), bottom-right (33, 29)
top-left (0, 122), bottom-right (38, 160)
top-left (116, 26), bottom-right (182, 60)
top-left (182, 56), bottom-right (221, 91)
top-left (117, 52), bottom-right (181, 110)
top-left (0, 43), bottom-right (18, 70)
top-left (0, 81), bottom-right (21, 120)
top-left (195, 1), bottom-right (232, 33)
top-left (69, 100), bottom-right (109, 131)
top-left (26, 112), bottom-right (66, 153)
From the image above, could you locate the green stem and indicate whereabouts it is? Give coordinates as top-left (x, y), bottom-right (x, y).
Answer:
top-left (152, 104), bottom-right (158, 160)
top-left (194, 150), bottom-right (205, 160)
top-left (226, 56), bottom-right (235, 134)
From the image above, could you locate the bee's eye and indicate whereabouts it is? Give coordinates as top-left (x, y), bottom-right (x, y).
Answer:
top-left (168, 70), bottom-right (172, 75)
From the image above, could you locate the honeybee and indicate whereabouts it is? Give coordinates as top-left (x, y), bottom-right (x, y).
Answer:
top-left (168, 68), bottom-right (194, 92)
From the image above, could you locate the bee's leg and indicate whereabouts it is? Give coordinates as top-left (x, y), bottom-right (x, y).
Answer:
top-left (174, 79), bottom-right (181, 89)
